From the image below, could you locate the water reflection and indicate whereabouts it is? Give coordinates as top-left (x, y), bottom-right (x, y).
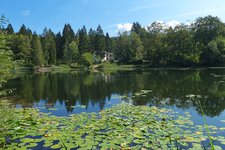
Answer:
top-left (4, 69), bottom-right (225, 117)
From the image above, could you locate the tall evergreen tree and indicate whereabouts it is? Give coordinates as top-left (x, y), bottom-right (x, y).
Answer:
top-left (131, 22), bottom-right (142, 36)
top-left (78, 26), bottom-right (89, 54)
top-left (62, 24), bottom-right (75, 43)
top-left (41, 28), bottom-right (56, 65)
top-left (55, 32), bottom-right (63, 60)
top-left (18, 24), bottom-right (27, 35)
top-left (18, 24), bottom-right (32, 36)
top-left (62, 24), bottom-right (75, 61)
top-left (6, 23), bottom-right (14, 34)
top-left (88, 28), bottom-right (96, 52)
top-left (62, 39), bottom-right (69, 62)
top-left (105, 33), bottom-right (111, 52)
top-left (31, 33), bottom-right (44, 66)
top-left (95, 25), bottom-right (106, 53)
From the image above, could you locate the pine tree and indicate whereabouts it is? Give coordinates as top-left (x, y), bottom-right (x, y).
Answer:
top-left (88, 28), bottom-right (96, 52)
top-left (105, 33), bottom-right (111, 52)
top-left (62, 24), bottom-right (75, 43)
top-left (31, 33), bottom-right (44, 66)
top-left (62, 39), bottom-right (69, 62)
top-left (78, 26), bottom-right (89, 54)
top-left (55, 32), bottom-right (63, 61)
top-left (95, 25), bottom-right (106, 53)
top-left (18, 24), bottom-right (32, 36)
top-left (41, 28), bottom-right (56, 65)
top-left (6, 23), bottom-right (14, 34)
top-left (131, 22), bottom-right (142, 36)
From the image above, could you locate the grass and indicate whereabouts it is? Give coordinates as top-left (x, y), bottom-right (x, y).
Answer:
top-left (50, 64), bottom-right (71, 72)
top-left (197, 100), bottom-right (215, 150)
top-left (95, 61), bottom-right (134, 71)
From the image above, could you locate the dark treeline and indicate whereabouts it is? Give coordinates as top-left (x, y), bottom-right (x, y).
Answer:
top-left (1, 15), bottom-right (225, 67)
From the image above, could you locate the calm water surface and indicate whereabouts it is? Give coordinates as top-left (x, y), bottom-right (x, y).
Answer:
top-left (4, 69), bottom-right (225, 140)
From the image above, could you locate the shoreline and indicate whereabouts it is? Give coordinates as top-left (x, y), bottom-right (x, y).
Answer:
top-left (14, 64), bottom-right (225, 73)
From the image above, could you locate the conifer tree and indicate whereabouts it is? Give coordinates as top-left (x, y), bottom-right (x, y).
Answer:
top-left (95, 25), bottom-right (106, 53)
top-left (6, 23), bottom-right (14, 34)
top-left (78, 25), bottom-right (89, 54)
top-left (31, 33), bottom-right (44, 66)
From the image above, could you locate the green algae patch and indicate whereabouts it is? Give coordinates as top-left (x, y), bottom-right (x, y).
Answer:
top-left (1, 102), bottom-right (225, 150)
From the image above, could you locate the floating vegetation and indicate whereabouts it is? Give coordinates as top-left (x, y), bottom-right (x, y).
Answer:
top-left (47, 108), bottom-right (59, 111)
top-left (134, 90), bottom-right (152, 97)
top-left (186, 94), bottom-right (202, 99)
top-left (119, 90), bottom-right (153, 100)
top-left (1, 102), bottom-right (225, 150)
top-left (71, 105), bottom-right (86, 109)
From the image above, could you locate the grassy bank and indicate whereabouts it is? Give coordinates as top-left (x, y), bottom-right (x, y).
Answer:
top-left (95, 62), bottom-right (135, 71)
top-left (1, 101), bottom-right (225, 150)
top-left (12, 63), bottom-right (225, 75)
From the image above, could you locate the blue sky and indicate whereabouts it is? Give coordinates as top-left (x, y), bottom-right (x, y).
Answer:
top-left (1, 0), bottom-right (225, 36)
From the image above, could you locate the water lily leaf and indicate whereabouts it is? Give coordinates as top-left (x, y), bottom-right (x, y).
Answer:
top-left (26, 143), bottom-right (38, 148)
top-left (214, 145), bottom-right (223, 150)
top-left (195, 131), bottom-right (203, 135)
top-left (50, 144), bottom-right (62, 149)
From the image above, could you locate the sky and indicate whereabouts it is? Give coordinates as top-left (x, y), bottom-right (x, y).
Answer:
top-left (1, 0), bottom-right (225, 36)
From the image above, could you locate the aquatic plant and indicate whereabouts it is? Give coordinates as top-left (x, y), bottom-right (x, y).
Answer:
top-left (1, 102), bottom-right (225, 150)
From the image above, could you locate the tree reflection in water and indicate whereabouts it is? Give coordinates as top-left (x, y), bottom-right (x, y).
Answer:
top-left (4, 69), bottom-right (225, 117)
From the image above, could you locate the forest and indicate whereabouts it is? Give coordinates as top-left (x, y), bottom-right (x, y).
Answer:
top-left (1, 15), bottom-right (225, 67)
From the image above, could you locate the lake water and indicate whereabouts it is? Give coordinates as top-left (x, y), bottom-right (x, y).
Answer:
top-left (4, 69), bottom-right (225, 145)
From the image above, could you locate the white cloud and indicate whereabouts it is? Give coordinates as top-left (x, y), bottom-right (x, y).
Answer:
top-left (146, 20), bottom-right (181, 30)
top-left (117, 23), bottom-right (132, 33)
top-left (115, 20), bottom-right (191, 35)
top-left (165, 20), bottom-right (181, 28)
top-left (148, 20), bottom-right (180, 29)
top-left (21, 10), bottom-right (30, 16)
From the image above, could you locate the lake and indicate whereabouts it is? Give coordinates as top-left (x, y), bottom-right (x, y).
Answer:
top-left (4, 69), bottom-right (225, 146)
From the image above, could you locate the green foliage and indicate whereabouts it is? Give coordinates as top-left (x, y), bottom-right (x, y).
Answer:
top-left (1, 103), bottom-right (225, 149)
top-left (207, 36), bottom-right (225, 64)
top-left (130, 32), bottom-right (144, 62)
top-left (0, 16), bottom-right (13, 86)
top-left (115, 32), bottom-right (144, 63)
top-left (95, 25), bottom-right (106, 53)
top-left (2, 15), bottom-right (225, 68)
top-left (0, 101), bottom-right (18, 147)
top-left (81, 52), bottom-right (93, 67)
top-left (42, 28), bottom-right (56, 65)
top-left (194, 16), bottom-right (225, 64)
top-left (78, 26), bottom-right (89, 54)
top-left (0, 34), bottom-right (13, 76)
top-left (194, 15), bottom-right (225, 46)
top-left (31, 34), bottom-right (44, 66)
top-left (10, 34), bottom-right (32, 66)
top-left (68, 41), bottom-right (79, 63)
top-left (62, 24), bottom-right (75, 44)
top-left (5, 24), bottom-right (14, 34)
top-left (165, 26), bottom-right (199, 65)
